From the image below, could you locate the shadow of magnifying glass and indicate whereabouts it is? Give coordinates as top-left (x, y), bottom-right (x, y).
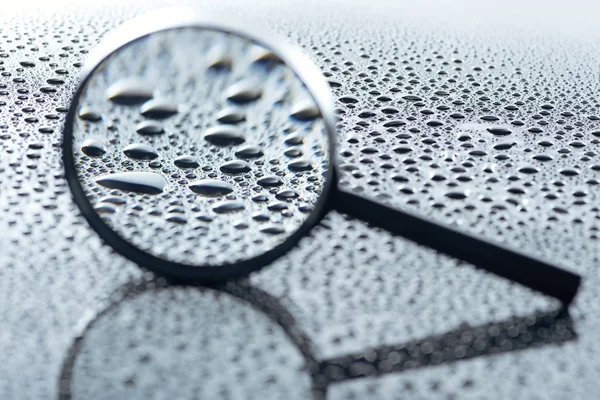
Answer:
top-left (57, 279), bottom-right (575, 400)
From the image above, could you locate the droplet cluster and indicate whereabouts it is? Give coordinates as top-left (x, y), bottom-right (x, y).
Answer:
top-left (71, 28), bottom-right (330, 267)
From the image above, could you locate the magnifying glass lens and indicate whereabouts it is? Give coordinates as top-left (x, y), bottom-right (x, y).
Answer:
top-left (70, 27), bottom-right (331, 270)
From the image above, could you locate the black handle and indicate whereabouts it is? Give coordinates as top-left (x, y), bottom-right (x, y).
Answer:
top-left (330, 188), bottom-right (581, 305)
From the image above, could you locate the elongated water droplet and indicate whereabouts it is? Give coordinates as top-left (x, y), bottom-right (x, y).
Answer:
top-left (123, 143), bottom-right (159, 160)
top-left (225, 80), bottom-right (262, 103)
top-left (81, 137), bottom-right (107, 157)
top-left (220, 160), bottom-right (251, 174)
top-left (106, 78), bottom-right (153, 105)
top-left (136, 121), bottom-right (164, 135)
top-left (213, 200), bottom-right (245, 213)
top-left (205, 125), bottom-right (245, 146)
top-left (216, 107), bottom-right (246, 124)
top-left (95, 172), bottom-right (167, 194)
top-left (174, 155), bottom-right (200, 168)
top-left (288, 159), bottom-right (313, 172)
top-left (140, 99), bottom-right (178, 119)
top-left (260, 224), bottom-right (285, 234)
top-left (487, 126), bottom-right (512, 136)
top-left (189, 179), bottom-right (234, 197)
top-left (232, 145), bottom-right (262, 159)
top-left (290, 99), bottom-right (321, 121)
top-left (78, 106), bottom-right (102, 122)
top-left (257, 176), bottom-right (284, 187)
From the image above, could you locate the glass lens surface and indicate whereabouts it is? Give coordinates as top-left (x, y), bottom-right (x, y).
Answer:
top-left (69, 27), bottom-right (330, 268)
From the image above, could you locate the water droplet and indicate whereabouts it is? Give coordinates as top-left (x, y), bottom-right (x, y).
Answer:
top-left (78, 106), bottom-right (102, 122)
top-left (205, 125), bottom-right (245, 146)
top-left (220, 160), bottom-right (251, 174)
top-left (339, 95), bottom-right (359, 104)
top-left (260, 224), bottom-right (286, 234)
top-left (267, 201), bottom-right (289, 211)
top-left (225, 81), bottom-right (262, 103)
top-left (276, 189), bottom-right (299, 199)
top-left (95, 172), bottom-right (167, 194)
top-left (290, 99), bottom-right (321, 121)
top-left (250, 47), bottom-right (282, 64)
top-left (235, 145), bottom-right (264, 159)
top-left (257, 176), bottom-right (284, 187)
top-left (445, 191), bottom-right (468, 200)
top-left (136, 121), bottom-right (164, 135)
top-left (80, 137), bottom-right (106, 156)
top-left (216, 107), bottom-right (246, 124)
top-left (284, 134), bottom-right (304, 146)
top-left (94, 203), bottom-right (117, 214)
top-left (174, 155), bottom-right (200, 168)
top-left (166, 215), bottom-right (187, 224)
top-left (487, 126), bottom-right (512, 136)
top-left (140, 99), bottom-right (178, 119)
top-left (123, 143), bottom-right (159, 160)
top-left (284, 148), bottom-right (303, 158)
top-left (288, 159), bottom-right (313, 172)
top-left (106, 78), bottom-right (153, 105)
top-left (213, 200), bottom-right (245, 214)
top-left (189, 179), bottom-right (234, 197)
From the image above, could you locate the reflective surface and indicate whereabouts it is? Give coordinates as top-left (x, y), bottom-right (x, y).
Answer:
top-left (1, 1), bottom-right (600, 399)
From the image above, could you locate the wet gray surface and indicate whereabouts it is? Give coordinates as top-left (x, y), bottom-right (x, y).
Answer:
top-left (1, 0), bottom-right (600, 399)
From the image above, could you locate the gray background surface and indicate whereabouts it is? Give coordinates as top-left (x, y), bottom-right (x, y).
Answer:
top-left (1, 0), bottom-right (599, 398)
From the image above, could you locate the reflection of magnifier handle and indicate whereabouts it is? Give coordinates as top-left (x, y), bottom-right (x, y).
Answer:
top-left (330, 189), bottom-right (581, 305)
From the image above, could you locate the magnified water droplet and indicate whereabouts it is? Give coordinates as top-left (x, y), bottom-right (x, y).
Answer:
top-left (206, 44), bottom-right (233, 70)
top-left (225, 80), bottom-right (262, 103)
top-left (250, 46), bottom-right (282, 64)
top-left (136, 121), bottom-right (165, 135)
top-left (235, 145), bottom-right (264, 159)
top-left (290, 99), bottom-right (321, 121)
top-left (99, 195), bottom-right (126, 204)
top-left (275, 189), bottom-right (299, 199)
top-left (487, 126), bottom-right (512, 136)
top-left (284, 148), bottom-right (303, 158)
top-left (78, 106), bottom-right (102, 122)
top-left (174, 155), bottom-right (200, 168)
top-left (80, 137), bottom-right (107, 156)
top-left (260, 224), bottom-right (285, 234)
top-left (205, 125), bottom-right (245, 146)
top-left (213, 200), bottom-right (245, 214)
top-left (267, 201), bottom-right (288, 211)
top-left (140, 99), bottom-right (178, 119)
top-left (216, 107), bottom-right (246, 124)
top-left (94, 203), bottom-right (117, 214)
top-left (189, 179), bottom-right (234, 197)
top-left (257, 176), bottom-right (284, 187)
top-left (123, 143), bottom-right (159, 160)
top-left (220, 160), bottom-right (251, 174)
top-left (106, 78), bottom-right (153, 105)
top-left (288, 159), bottom-right (313, 172)
top-left (95, 172), bottom-right (167, 194)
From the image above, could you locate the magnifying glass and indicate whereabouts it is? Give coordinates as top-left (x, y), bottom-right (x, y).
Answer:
top-left (62, 8), bottom-right (581, 304)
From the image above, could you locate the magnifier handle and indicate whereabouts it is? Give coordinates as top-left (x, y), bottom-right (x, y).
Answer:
top-left (330, 189), bottom-right (581, 305)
